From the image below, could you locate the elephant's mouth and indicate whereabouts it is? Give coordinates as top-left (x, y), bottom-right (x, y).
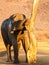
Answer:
top-left (10, 30), bottom-right (14, 34)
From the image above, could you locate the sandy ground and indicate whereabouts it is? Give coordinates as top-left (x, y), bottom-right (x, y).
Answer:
top-left (0, 0), bottom-right (49, 65)
top-left (0, 42), bottom-right (49, 65)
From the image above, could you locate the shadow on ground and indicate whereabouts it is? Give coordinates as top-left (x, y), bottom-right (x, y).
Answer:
top-left (0, 49), bottom-right (49, 65)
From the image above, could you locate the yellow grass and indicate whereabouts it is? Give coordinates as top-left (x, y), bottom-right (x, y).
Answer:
top-left (0, 31), bottom-right (6, 52)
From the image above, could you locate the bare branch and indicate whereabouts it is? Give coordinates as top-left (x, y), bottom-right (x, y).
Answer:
top-left (31, 0), bottom-right (40, 27)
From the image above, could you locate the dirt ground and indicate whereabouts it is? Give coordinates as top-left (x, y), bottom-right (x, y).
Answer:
top-left (0, 42), bottom-right (49, 65)
top-left (0, 0), bottom-right (49, 65)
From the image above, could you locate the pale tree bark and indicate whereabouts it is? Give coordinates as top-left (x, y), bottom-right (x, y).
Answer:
top-left (31, 0), bottom-right (40, 28)
top-left (26, 0), bottom-right (40, 64)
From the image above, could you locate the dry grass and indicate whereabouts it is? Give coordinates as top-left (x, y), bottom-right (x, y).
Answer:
top-left (0, 31), bottom-right (6, 52)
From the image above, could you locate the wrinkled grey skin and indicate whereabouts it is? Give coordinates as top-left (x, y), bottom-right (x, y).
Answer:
top-left (1, 14), bottom-right (27, 64)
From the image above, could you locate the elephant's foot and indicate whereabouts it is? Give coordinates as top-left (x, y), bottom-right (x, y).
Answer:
top-left (26, 57), bottom-right (28, 63)
top-left (13, 60), bottom-right (19, 64)
top-left (6, 59), bottom-right (13, 62)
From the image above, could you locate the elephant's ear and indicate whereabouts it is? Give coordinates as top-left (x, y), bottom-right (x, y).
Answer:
top-left (9, 14), bottom-right (16, 20)
top-left (22, 14), bottom-right (26, 19)
top-left (8, 21), bottom-right (14, 34)
top-left (8, 21), bottom-right (12, 31)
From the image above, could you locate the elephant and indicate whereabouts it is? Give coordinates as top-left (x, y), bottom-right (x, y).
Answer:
top-left (1, 13), bottom-right (27, 63)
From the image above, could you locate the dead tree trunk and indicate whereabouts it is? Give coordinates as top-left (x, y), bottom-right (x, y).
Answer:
top-left (26, 0), bottom-right (40, 64)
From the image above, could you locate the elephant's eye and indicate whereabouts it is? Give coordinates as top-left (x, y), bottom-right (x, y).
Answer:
top-left (13, 20), bottom-right (22, 27)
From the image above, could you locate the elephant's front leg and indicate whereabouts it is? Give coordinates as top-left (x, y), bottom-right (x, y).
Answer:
top-left (22, 31), bottom-right (30, 63)
top-left (6, 44), bottom-right (12, 62)
top-left (13, 41), bottom-right (19, 64)
top-left (8, 33), bottom-right (19, 64)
